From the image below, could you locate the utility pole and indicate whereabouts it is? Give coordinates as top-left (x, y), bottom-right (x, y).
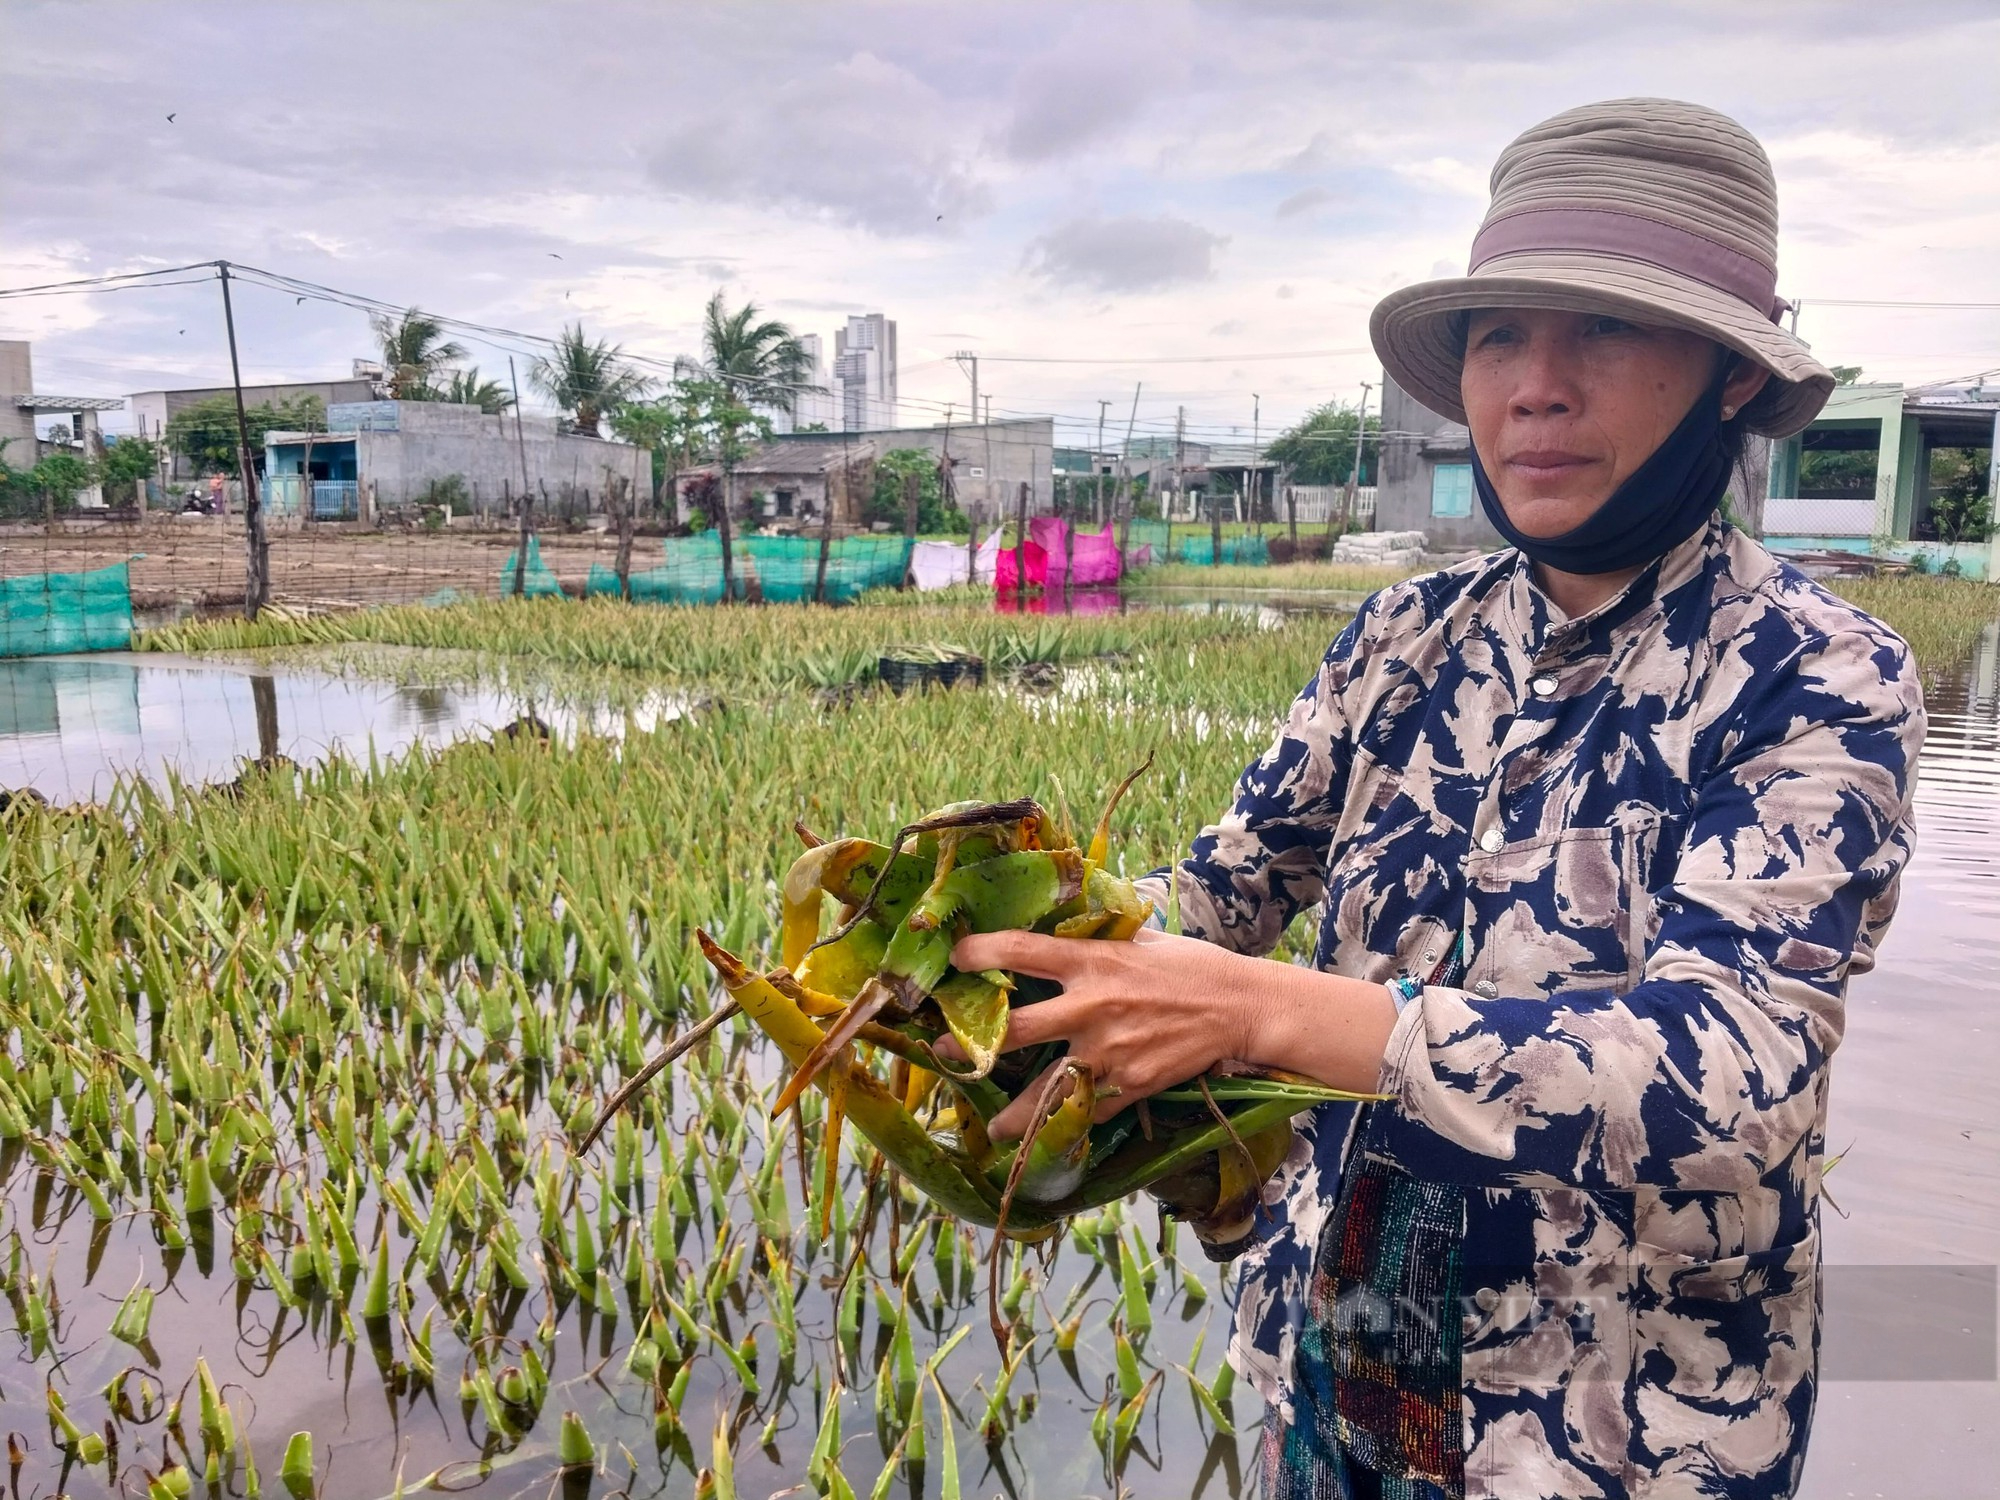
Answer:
top-left (955, 351), bottom-right (979, 427)
top-left (939, 402), bottom-right (974, 590)
top-left (217, 262), bottom-right (268, 618)
top-left (983, 395), bottom-right (992, 425)
top-left (1250, 392), bottom-right (1261, 535)
top-left (1334, 380), bottom-right (1374, 543)
top-left (508, 357), bottom-right (533, 596)
top-left (1095, 399), bottom-right (1111, 525)
top-left (1115, 382), bottom-right (1141, 565)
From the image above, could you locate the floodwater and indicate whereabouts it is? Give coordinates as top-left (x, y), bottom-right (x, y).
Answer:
top-left (0, 621), bottom-right (1995, 1497)
top-left (1805, 624), bottom-right (2000, 1497)
top-left (1002, 583), bottom-right (1367, 627)
top-left (0, 652), bottom-right (684, 803)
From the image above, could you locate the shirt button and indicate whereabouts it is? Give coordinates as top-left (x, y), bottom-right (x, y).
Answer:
top-left (1421, 950), bottom-right (1437, 964)
top-left (1531, 676), bottom-right (1558, 697)
top-left (1473, 979), bottom-right (1498, 998)
top-left (1478, 828), bottom-right (1505, 853)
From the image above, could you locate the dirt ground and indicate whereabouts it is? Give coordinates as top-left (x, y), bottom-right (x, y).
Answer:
top-left (0, 516), bottom-right (638, 613)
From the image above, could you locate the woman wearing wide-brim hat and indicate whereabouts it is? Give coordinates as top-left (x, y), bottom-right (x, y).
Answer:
top-left (944, 98), bottom-right (1925, 1495)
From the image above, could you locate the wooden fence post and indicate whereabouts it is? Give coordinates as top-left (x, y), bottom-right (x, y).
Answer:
top-left (901, 469), bottom-right (920, 589)
top-left (1062, 477), bottom-right (1075, 606)
top-left (814, 475), bottom-right (834, 604)
top-left (611, 472), bottom-right (635, 600)
top-left (1014, 480), bottom-right (1029, 593)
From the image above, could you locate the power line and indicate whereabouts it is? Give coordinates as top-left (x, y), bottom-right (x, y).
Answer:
top-left (1802, 298), bottom-right (2000, 311)
top-left (973, 348), bottom-right (1371, 365)
top-left (0, 261), bottom-right (223, 299)
top-left (0, 273), bottom-right (230, 300)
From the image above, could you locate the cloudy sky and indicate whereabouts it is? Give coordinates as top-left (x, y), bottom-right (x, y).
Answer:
top-left (3, 0), bottom-right (1997, 449)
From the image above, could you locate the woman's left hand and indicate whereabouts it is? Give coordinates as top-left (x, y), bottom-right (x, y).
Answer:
top-left (939, 928), bottom-right (1253, 1139)
top-left (937, 927), bottom-right (1396, 1141)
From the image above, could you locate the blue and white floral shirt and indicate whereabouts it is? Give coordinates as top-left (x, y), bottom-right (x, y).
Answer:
top-left (1144, 516), bottom-right (1923, 1497)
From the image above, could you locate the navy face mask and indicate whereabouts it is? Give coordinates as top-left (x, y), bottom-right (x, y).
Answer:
top-left (1471, 369), bottom-right (1734, 576)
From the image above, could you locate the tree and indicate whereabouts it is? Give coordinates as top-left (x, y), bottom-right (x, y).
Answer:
top-left (1830, 365), bottom-right (1864, 386)
top-left (99, 435), bottom-right (162, 487)
top-left (1927, 447), bottom-right (1995, 546)
top-left (28, 452), bottom-right (94, 522)
top-left (0, 436), bottom-right (28, 515)
top-left (867, 447), bottom-right (962, 532)
top-left (530, 323), bottom-right (654, 436)
top-left (1265, 401), bottom-right (1382, 487)
top-left (166, 393), bottom-right (325, 475)
top-left (370, 308), bottom-right (467, 399)
top-left (679, 291), bottom-right (819, 418)
top-left (611, 380), bottom-right (739, 508)
top-left (433, 366), bottom-right (514, 414)
top-left (1931, 490), bottom-right (1994, 548)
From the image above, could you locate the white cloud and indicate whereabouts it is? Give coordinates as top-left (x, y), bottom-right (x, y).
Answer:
top-left (645, 52), bottom-right (990, 234)
top-left (1024, 214), bottom-right (1227, 293)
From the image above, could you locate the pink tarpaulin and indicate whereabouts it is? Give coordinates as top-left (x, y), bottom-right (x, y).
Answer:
top-left (997, 521), bottom-right (1124, 592)
top-left (1029, 518), bottom-right (1124, 587)
top-left (994, 539), bottom-right (1048, 593)
top-left (995, 586), bottom-right (1122, 616)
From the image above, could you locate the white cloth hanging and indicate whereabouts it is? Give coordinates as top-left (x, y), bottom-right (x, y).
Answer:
top-left (911, 529), bottom-right (1004, 589)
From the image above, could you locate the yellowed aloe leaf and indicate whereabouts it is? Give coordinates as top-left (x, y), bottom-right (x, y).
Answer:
top-left (930, 970), bottom-right (1013, 1081)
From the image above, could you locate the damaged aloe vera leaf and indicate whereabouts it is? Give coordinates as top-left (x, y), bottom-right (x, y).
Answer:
top-left (984, 1060), bottom-right (1095, 1205)
top-left (699, 930), bottom-right (1014, 1231)
top-left (796, 919), bottom-right (891, 1001)
top-left (930, 969), bottom-right (1013, 1081)
top-left (675, 772), bottom-right (1379, 1250)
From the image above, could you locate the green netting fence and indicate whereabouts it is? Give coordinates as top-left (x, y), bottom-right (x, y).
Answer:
top-left (1173, 533), bottom-right (1271, 566)
top-left (498, 535), bottom-right (564, 598)
top-left (745, 536), bottom-right (912, 602)
top-left (584, 535), bottom-right (913, 605)
top-left (1, 562), bottom-right (135, 658)
top-left (1122, 520), bottom-right (1171, 567)
top-left (584, 549), bottom-right (728, 605)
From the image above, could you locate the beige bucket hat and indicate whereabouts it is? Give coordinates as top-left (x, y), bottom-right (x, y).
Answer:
top-left (1371, 98), bottom-right (1833, 438)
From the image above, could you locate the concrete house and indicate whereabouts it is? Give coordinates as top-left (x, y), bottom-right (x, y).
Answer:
top-left (262, 399), bottom-right (649, 521)
top-left (1766, 380), bottom-right (2000, 576)
top-left (129, 373), bottom-right (378, 481)
top-left (1374, 372), bottom-right (1502, 551)
top-left (1374, 370), bottom-right (2000, 574)
top-left (2, 338), bottom-right (124, 509)
top-left (695, 418), bottom-right (1054, 530)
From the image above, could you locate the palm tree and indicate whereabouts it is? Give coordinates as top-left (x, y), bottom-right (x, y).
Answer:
top-left (679, 291), bottom-right (818, 416)
top-left (530, 324), bottom-right (655, 436)
top-left (438, 367), bottom-right (514, 415)
top-left (674, 294), bottom-right (820, 601)
top-left (370, 308), bottom-right (467, 399)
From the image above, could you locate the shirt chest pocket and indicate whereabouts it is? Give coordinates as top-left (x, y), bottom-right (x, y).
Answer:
top-left (1318, 750), bottom-right (1466, 979)
top-left (1463, 809), bottom-right (1668, 1000)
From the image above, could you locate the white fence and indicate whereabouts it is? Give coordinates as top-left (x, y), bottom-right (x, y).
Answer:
top-left (1280, 486), bottom-right (1377, 527)
top-left (1764, 496), bottom-right (1876, 538)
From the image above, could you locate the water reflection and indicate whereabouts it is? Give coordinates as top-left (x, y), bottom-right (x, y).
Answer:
top-left (996, 585), bottom-right (1369, 627)
top-left (1808, 621), bottom-right (2000, 1496)
top-left (0, 653), bottom-right (687, 804)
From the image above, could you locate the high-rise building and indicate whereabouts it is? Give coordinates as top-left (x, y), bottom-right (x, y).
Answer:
top-left (773, 333), bottom-right (836, 432)
top-left (758, 314), bottom-right (897, 433)
top-left (833, 314), bottom-right (897, 431)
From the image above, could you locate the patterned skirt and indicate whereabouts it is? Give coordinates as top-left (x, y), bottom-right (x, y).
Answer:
top-left (1263, 1146), bottom-right (1468, 1499)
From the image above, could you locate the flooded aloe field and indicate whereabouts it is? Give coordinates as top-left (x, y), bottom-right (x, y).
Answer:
top-left (0, 595), bottom-right (1995, 1498)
